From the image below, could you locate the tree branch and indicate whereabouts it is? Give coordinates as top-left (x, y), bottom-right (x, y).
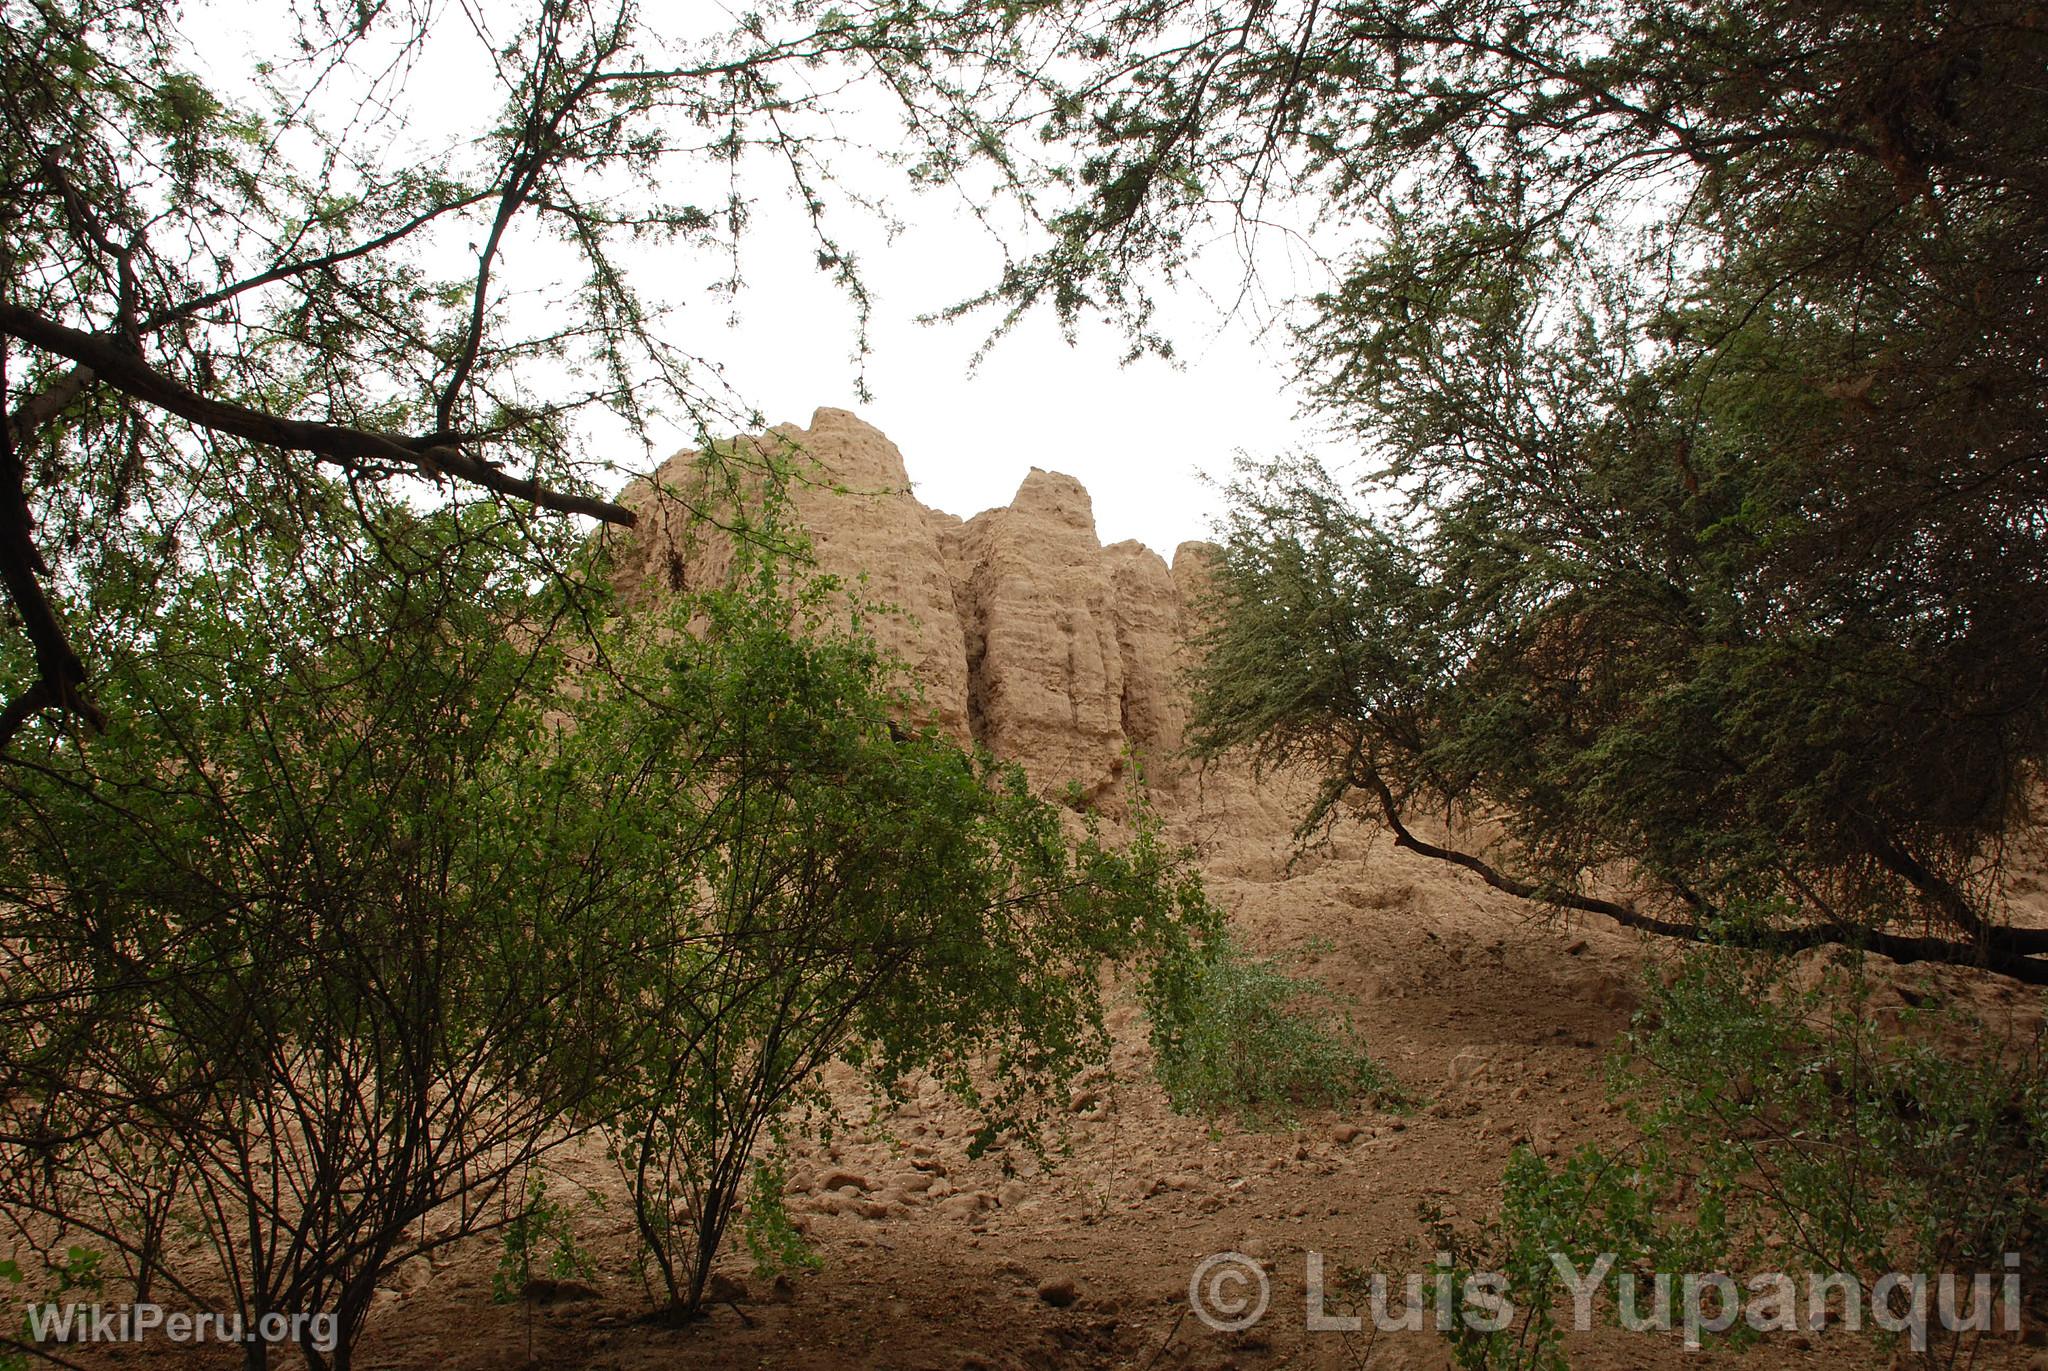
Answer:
top-left (4, 364), bottom-right (95, 450)
top-left (0, 349), bottom-right (104, 749)
top-left (0, 305), bottom-right (635, 526)
top-left (1351, 769), bottom-right (2048, 986)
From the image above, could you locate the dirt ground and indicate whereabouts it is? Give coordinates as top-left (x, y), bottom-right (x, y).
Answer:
top-left (91, 780), bottom-right (2048, 1371)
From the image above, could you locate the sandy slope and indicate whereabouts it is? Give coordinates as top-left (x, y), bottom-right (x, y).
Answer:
top-left (221, 795), bottom-right (2030, 1371)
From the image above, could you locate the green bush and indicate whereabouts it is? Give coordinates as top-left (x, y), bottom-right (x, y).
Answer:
top-left (1618, 949), bottom-right (2048, 1288)
top-left (1433, 946), bottom-right (2048, 1368)
top-left (1141, 930), bottom-right (1395, 1122)
top-left (579, 548), bottom-right (1220, 1318)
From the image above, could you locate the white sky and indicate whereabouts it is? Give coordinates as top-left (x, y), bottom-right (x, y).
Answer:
top-left (199, 2), bottom-right (1350, 559)
top-left (700, 192), bottom-right (1337, 558)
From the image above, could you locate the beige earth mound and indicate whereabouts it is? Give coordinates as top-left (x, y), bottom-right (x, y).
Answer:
top-left (118, 415), bottom-right (2044, 1370)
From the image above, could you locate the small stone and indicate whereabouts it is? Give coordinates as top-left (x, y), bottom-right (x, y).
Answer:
top-left (705, 1273), bottom-right (750, 1305)
top-left (1037, 1275), bottom-right (1080, 1308)
top-left (928, 1176), bottom-right (956, 1199)
top-left (1332, 1124), bottom-right (1362, 1145)
top-left (937, 1192), bottom-right (988, 1219)
top-left (997, 1179), bottom-right (1030, 1208)
top-left (818, 1169), bottom-right (872, 1194)
top-left (521, 1277), bottom-right (601, 1303)
top-left (1565, 939), bottom-right (1589, 956)
top-left (1069, 1089), bottom-right (1102, 1113)
top-left (1448, 1048), bottom-right (1492, 1087)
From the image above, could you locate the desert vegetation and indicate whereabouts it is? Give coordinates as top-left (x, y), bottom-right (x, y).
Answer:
top-left (2, 0), bottom-right (2045, 1368)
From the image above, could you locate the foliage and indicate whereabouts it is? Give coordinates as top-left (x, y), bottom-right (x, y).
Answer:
top-left (0, 0), bottom-right (1068, 744)
top-left (1431, 947), bottom-right (2048, 1367)
top-left (1022, 0), bottom-right (2048, 969)
top-left (578, 549), bottom-right (1218, 1316)
top-left (0, 482), bottom-right (1226, 1358)
top-left (740, 1157), bottom-right (822, 1279)
top-left (493, 1176), bottom-right (594, 1305)
top-left (0, 498), bottom-right (623, 1370)
top-left (1617, 950), bottom-right (2048, 1288)
top-left (1425, 1143), bottom-right (1717, 1371)
top-left (1141, 927), bottom-right (1394, 1122)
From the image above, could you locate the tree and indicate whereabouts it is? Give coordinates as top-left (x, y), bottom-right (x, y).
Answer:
top-left (964, 0), bottom-right (2048, 969)
top-left (0, 0), bottom-right (1064, 747)
top-left (573, 549), bottom-right (1216, 1317)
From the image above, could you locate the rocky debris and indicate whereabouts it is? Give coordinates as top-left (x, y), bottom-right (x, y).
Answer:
top-left (520, 1277), bottom-right (601, 1303)
top-left (1446, 1047), bottom-right (1494, 1088)
top-left (705, 1273), bottom-right (751, 1305)
top-left (937, 1191), bottom-right (991, 1219)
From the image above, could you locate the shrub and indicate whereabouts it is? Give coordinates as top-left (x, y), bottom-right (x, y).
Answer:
top-left (1141, 930), bottom-right (1394, 1122)
top-left (1431, 946), bottom-right (2048, 1368)
top-left (0, 504), bottom-right (625, 1371)
top-left (576, 553), bottom-right (1220, 1318)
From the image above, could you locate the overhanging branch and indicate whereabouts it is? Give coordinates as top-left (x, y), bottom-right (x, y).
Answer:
top-left (0, 349), bottom-right (104, 748)
top-left (0, 304), bottom-right (636, 527)
top-left (1350, 769), bottom-right (2048, 987)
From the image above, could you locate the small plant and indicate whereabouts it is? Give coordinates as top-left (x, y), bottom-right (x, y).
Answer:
top-left (1141, 929), bottom-right (1395, 1121)
top-left (1618, 948), bottom-right (2048, 1298)
top-left (492, 1176), bottom-right (592, 1304)
top-left (1434, 946), bottom-right (2048, 1368)
top-left (1425, 1144), bottom-right (1716, 1371)
top-left (740, 1158), bottom-right (821, 1278)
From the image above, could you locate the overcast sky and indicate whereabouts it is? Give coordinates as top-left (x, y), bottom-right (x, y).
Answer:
top-left (698, 190), bottom-right (1340, 557)
top-left (206, 4), bottom-right (1348, 559)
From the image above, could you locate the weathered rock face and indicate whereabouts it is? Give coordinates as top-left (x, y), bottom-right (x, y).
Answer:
top-left (944, 470), bottom-right (1128, 803)
top-left (613, 409), bottom-right (1218, 805)
top-left (612, 408), bottom-right (972, 742)
top-left (1104, 540), bottom-right (1187, 764)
